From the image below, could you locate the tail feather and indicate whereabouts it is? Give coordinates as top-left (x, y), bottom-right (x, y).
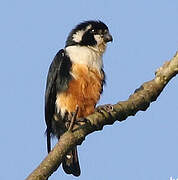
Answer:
top-left (62, 147), bottom-right (81, 176)
top-left (46, 129), bottom-right (51, 153)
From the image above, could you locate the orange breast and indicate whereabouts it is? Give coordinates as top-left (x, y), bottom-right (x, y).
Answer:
top-left (56, 64), bottom-right (104, 118)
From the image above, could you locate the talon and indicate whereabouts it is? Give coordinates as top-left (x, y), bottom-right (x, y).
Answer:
top-left (74, 118), bottom-right (89, 126)
top-left (77, 118), bottom-right (88, 123)
top-left (96, 104), bottom-right (113, 113)
top-left (106, 104), bottom-right (113, 111)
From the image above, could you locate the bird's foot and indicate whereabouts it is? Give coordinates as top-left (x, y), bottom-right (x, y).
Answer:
top-left (95, 104), bottom-right (114, 113)
top-left (68, 106), bottom-right (79, 131)
top-left (76, 118), bottom-right (89, 123)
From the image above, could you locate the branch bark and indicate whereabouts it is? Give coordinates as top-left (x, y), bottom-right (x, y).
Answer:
top-left (26, 51), bottom-right (178, 180)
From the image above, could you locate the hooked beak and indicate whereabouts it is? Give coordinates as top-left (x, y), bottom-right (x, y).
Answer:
top-left (104, 32), bottom-right (113, 43)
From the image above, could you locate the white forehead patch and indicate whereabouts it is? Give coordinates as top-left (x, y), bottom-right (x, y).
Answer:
top-left (72, 24), bottom-right (92, 43)
top-left (72, 30), bottom-right (84, 43)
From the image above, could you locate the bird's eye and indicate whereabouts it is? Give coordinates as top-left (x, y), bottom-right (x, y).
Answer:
top-left (90, 29), bottom-right (96, 33)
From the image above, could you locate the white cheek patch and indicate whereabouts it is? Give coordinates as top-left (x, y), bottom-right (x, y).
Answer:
top-left (94, 34), bottom-right (103, 45)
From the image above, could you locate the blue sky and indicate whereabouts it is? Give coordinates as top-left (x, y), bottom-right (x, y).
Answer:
top-left (1, 0), bottom-right (178, 180)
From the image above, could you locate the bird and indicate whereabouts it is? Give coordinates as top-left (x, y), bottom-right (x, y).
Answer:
top-left (45, 20), bottom-right (113, 176)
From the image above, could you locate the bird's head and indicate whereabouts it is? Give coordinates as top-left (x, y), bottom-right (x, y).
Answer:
top-left (65, 20), bottom-right (113, 54)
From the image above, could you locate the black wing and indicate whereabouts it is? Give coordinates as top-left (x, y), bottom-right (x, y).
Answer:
top-left (45, 49), bottom-right (72, 153)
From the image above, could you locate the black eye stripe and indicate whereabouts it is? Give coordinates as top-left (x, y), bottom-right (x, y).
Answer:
top-left (89, 28), bottom-right (108, 35)
top-left (89, 29), bottom-right (96, 34)
top-left (79, 30), bottom-right (97, 46)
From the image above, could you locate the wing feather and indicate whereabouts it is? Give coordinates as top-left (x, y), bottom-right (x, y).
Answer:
top-left (45, 49), bottom-right (72, 152)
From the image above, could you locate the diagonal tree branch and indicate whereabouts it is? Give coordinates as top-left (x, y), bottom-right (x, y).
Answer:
top-left (26, 51), bottom-right (178, 180)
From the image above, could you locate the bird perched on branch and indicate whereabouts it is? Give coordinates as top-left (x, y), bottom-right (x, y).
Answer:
top-left (45, 20), bottom-right (113, 176)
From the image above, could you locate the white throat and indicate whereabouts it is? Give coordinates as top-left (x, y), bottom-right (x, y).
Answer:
top-left (65, 46), bottom-right (103, 71)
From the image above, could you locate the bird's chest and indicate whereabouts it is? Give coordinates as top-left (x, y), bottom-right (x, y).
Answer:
top-left (56, 64), bottom-right (103, 118)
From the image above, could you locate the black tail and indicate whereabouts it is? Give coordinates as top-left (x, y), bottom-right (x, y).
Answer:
top-left (47, 130), bottom-right (51, 153)
top-left (62, 147), bottom-right (81, 176)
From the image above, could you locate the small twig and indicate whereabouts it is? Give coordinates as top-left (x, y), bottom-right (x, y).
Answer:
top-left (68, 105), bottom-right (79, 131)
